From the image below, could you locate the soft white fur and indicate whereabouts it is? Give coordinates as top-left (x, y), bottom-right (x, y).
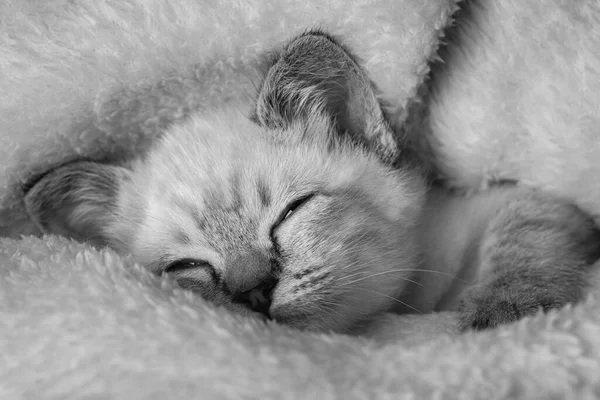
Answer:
top-left (3, 0), bottom-right (600, 398)
top-left (423, 0), bottom-right (600, 220)
top-left (2, 236), bottom-right (600, 398)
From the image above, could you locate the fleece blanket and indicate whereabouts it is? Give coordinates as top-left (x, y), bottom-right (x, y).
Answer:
top-left (2, 0), bottom-right (600, 398)
top-left (420, 0), bottom-right (600, 220)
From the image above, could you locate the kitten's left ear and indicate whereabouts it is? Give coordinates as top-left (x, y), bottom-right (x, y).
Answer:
top-left (23, 161), bottom-right (130, 247)
top-left (254, 30), bottom-right (400, 165)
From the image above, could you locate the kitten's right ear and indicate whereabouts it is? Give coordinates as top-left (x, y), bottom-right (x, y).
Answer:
top-left (254, 30), bottom-right (401, 165)
top-left (23, 161), bottom-right (130, 247)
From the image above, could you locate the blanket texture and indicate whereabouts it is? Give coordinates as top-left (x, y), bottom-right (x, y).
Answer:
top-left (2, 236), bottom-right (600, 399)
top-left (2, 0), bottom-right (600, 398)
top-left (421, 0), bottom-right (600, 219)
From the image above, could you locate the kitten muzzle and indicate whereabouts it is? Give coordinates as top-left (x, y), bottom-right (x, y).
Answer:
top-left (233, 278), bottom-right (277, 318)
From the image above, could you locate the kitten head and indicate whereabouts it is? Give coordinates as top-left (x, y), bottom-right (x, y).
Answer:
top-left (24, 31), bottom-right (426, 333)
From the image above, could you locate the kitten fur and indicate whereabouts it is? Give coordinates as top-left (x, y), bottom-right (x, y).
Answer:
top-left (24, 31), bottom-right (600, 333)
top-left (25, 32), bottom-right (426, 333)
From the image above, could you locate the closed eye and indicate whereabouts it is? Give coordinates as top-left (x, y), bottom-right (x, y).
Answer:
top-left (165, 258), bottom-right (214, 274)
top-left (270, 193), bottom-right (315, 236)
top-left (164, 259), bottom-right (219, 292)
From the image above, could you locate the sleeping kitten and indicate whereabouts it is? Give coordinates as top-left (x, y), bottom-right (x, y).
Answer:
top-left (23, 31), bottom-right (600, 333)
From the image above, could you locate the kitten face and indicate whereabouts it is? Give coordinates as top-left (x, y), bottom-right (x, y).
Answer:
top-left (24, 31), bottom-right (426, 333)
top-left (107, 111), bottom-right (425, 332)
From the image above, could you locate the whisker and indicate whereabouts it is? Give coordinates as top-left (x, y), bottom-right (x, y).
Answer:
top-left (319, 299), bottom-right (345, 308)
top-left (353, 288), bottom-right (422, 314)
top-left (318, 302), bottom-right (348, 322)
top-left (338, 266), bottom-right (466, 285)
top-left (338, 269), bottom-right (384, 281)
top-left (404, 268), bottom-right (468, 283)
top-left (337, 270), bottom-right (422, 287)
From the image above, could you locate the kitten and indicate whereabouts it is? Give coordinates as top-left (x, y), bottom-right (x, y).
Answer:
top-left (23, 31), bottom-right (600, 334)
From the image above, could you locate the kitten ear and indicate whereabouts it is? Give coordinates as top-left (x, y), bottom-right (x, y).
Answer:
top-left (254, 30), bottom-right (399, 165)
top-left (23, 161), bottom-right (129, 247)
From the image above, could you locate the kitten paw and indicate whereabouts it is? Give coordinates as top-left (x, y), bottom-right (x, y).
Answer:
top-left (457, 282), bottom-right (568, 331)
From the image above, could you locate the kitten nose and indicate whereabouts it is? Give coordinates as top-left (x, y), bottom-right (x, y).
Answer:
top-left (235, 279), bottom-right (277, 316)
top-left (225, 249), bottom-right (278, 316)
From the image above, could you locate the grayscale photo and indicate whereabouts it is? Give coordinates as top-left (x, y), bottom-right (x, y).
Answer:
top-left (1, 1), bottom-right (600, 398)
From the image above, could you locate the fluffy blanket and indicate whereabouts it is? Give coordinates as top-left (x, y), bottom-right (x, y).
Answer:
top-left (2, 0), bottom-right (600, 398)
